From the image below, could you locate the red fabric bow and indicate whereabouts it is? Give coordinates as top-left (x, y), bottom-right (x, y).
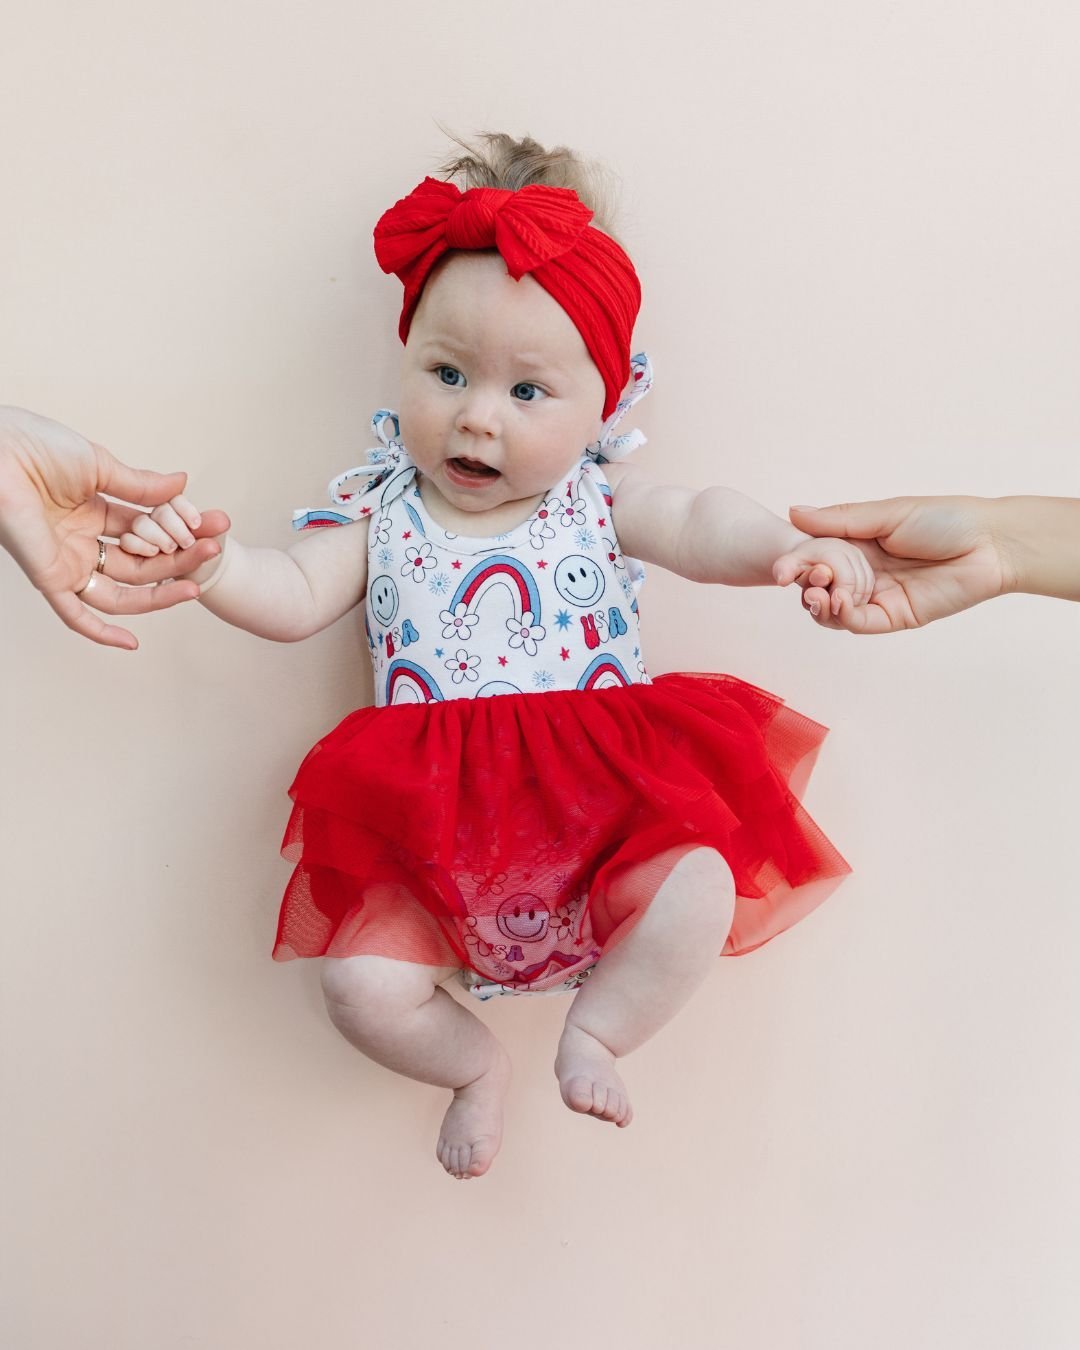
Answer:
top-left (374, 176), bottom-right (640, 420)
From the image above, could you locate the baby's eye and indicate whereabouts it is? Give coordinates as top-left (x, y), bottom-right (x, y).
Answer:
top-left (436, 365), bottom-right (465, 387)
top-left (511, 382), bottom-right (547, 402)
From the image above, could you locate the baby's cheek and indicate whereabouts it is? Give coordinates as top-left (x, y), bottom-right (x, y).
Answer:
top-left (397, 406), bottom-right (440, 460)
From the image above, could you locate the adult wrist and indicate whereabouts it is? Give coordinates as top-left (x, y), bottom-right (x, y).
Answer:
top-left (985, 498), bottom-right (1025, 596)
top-left (986, 496), bottom-right (1080, 602)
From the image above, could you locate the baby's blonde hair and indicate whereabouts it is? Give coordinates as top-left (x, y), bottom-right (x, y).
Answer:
top-left (434, 130), bottom-right (621, 239)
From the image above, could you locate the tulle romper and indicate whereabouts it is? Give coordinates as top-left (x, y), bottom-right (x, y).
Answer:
top-left (275, 355), bottom-right (850, 997)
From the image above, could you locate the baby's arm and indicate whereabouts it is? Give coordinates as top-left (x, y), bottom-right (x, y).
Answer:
top-left (122, 496), bottom-right (370, 642)
top-left (606, 465), bottom-right (874, 612)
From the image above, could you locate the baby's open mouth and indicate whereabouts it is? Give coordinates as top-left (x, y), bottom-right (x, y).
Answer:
top-left (448, 457), bottom-right (500, 479)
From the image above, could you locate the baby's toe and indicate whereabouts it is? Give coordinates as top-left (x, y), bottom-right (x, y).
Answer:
top-left (441, 1142), bottom-right (461, 1178)
top-left (600, 1086), bottom-right (629, 1124)
top-left (563, 1076), bottom-right (595, 1114)
top-left (592, 1083), bottom-right (613, 1118)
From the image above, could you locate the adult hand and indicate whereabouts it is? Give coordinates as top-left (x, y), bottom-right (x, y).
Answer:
top-left (787, 497), bottom-right (1012, 633)
top-left (1, 406), bottom-right (228, 649)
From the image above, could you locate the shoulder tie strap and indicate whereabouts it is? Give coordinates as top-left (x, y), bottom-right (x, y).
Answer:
top-left (586, 352), bottom-right (653, 464)
top-left (292, 409), bottom-right (418, 530)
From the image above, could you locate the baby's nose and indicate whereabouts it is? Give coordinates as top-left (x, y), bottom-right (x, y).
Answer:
top-left (455, 392), bottom-right (501, 438)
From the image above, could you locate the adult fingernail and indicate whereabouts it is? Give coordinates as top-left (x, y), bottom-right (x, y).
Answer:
top-left (790, 505), bottom-right (818, 511)
top-left (810, 602), bottom-right (820, 616)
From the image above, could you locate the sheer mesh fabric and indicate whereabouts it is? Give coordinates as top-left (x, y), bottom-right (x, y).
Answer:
top-left (275, 673), bottom-right (850, 989)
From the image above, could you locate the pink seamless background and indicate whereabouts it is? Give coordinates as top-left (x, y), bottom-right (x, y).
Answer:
top-left (3, 2), bottom-right (1079, 1346)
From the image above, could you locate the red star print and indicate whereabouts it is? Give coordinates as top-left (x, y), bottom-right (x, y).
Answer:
top-left (597, 518), bottom-right (606, 527)
top-left (498, 656), bottom-right (508, 667)
top-left (451, 560), bottom-right (463, 569)
top-left (560, 647), bottom-right (570, 661)
top-left (536, 559), bottom-right (548, 569)
top-left (402, 530), bottom-right (412, 540)
top-left (360, 506), bottom-right (372, 516)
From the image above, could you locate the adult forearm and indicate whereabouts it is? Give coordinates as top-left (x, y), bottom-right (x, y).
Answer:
top-left (684, 485), bottom-right (807, 585)
top-left (994, 496), bottom-right (1080, 602)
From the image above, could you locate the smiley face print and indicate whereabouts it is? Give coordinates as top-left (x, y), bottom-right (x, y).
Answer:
top-left (554, 555), bottom-right (606, 607)
top-left (496, 893), bottom-right (551, 943)
top-left (369, 574), bottom-right (400, 626)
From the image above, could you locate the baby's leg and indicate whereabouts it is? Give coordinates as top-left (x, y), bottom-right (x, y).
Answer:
top-left (555, 847), bottom-right (736, 1126)
top-left (321, 956), bottom-right (511, 1180)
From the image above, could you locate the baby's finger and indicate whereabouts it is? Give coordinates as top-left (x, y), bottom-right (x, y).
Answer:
top-left (830, 586), bottom-right (853, 617)
top-left (802, 585), bottom-right (842, 630)
top-left (128, 512), bottom-right (181, 553)
top-left (167, 494), bottom-right (203, 533)
top-left (119, 528), bottom-right (162, 557)
top-left (806, 563), bottom-right (834, 589)
top-left (863, 554), bottom-right (877, 602)
top-left (149, 500), bottom-right (198, 549)
top-left (102, 500), bottom-right (162, 539)
top-left (802, 584), bottom-right (831, 619)
top-left (852, 553), bottom-right (875, 606)
top-left (772, 553), bottom-right (802, 586)
top-left (829, 585), bottom-right (884, 633)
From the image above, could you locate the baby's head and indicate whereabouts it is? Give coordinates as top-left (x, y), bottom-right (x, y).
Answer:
top-left (374, 134), bottom-right (639, 513)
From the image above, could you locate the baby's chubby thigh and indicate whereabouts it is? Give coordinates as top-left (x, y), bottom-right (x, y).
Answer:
top-left (598, 845), bottom-right (736, 989)
top-left (321, 955), bottom-right (459, 1021)
top-left (321, 950), bottom-right (459, 993)
top-left (320, 956), bottom-right (461, 1055)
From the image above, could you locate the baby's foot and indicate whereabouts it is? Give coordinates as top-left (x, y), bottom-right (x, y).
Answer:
top-left (436, 1044), bottom-right (512, 1180)
top-left (554, 1024), bottom-right (633, 1127)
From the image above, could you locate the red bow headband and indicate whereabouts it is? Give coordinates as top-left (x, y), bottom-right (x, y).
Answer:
top-left (373, 176), bottom-right (640, 420)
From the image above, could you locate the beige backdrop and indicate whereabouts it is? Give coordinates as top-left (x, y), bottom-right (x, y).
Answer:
top-left (3, 2), bottom-right (1079, 1347)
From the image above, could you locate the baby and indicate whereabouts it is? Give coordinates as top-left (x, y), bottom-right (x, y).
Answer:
top-left (122, 134), bottom-right (872, 1178)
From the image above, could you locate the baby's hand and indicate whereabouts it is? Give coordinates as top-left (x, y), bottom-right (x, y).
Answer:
top-left (118, 495), bottom-right (231, 581)
top-left (119, 493), bottom-right (203, 557)
top-left (772, 536), bottom-right (875, 623)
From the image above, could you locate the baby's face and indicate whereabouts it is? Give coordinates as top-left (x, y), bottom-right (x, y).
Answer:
top-left (397, 252), bottom-right (606, 514)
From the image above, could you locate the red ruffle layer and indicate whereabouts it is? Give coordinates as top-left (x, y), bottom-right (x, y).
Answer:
top-left (275, 673), bottom-right (850, 989)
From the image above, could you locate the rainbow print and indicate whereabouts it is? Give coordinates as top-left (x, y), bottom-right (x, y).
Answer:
top-left (577, 654), bottom-right (633, 691)
top-left (449, 554), bottom-right (542, 625)
top-left (292, 509), bottom-right (351, 530)
top-left (385, 660), bottom-right (446, 705)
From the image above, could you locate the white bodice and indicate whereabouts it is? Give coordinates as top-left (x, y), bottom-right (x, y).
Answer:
top-left (294, 354), bottom-right (655, 708)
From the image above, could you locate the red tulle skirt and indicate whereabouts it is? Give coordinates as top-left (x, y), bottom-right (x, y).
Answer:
top-left (274, 673), bottom-right (850, 989)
